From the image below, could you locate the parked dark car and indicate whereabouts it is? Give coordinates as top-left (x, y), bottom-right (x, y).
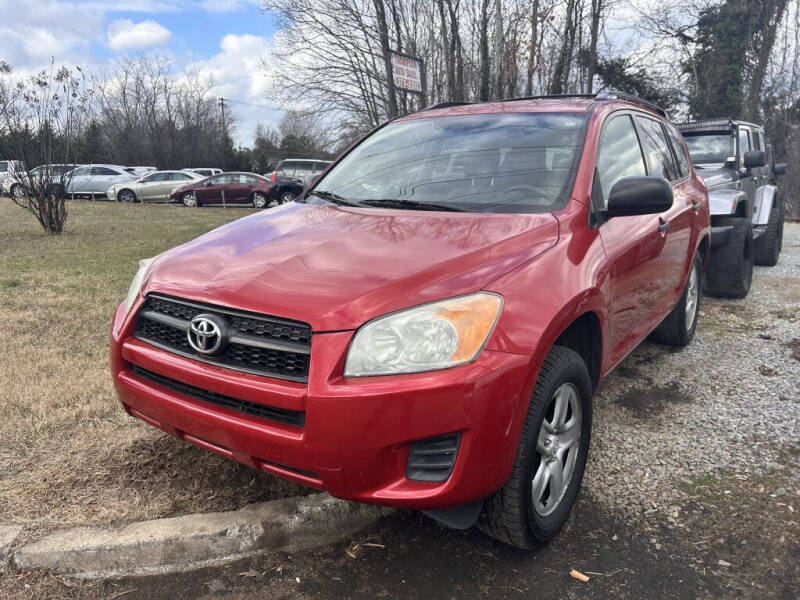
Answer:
top-left (267, 159), bottom-right (332, 204)
top-left (113, 91), bottom-right (710, 549)
top-left (170, 172), bottom-right (272, 208)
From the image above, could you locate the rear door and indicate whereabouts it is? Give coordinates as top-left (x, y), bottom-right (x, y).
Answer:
top-left (634, 115), bottom-right (695, 304)
top-left (594, 112), bottom-right (669, 365)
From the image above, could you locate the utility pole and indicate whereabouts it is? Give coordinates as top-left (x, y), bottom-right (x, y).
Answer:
top-left (219, 97), bottom-right (226, 131)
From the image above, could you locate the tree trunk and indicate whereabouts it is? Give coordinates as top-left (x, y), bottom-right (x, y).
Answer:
top-left (373, 0), bottom-right (398, 119)
top-left (479, 0), bottom-right (491, 101)
top-left (550, 0), bottom-right (576, 94)
top-left (586, 0), bottom-right (602, 93)
top-left (745, 0), bottom-right (789, 120)
top-left (492, 0), bottom-right (503, 99)
top-left (525, 0), bottom-right (540, 96)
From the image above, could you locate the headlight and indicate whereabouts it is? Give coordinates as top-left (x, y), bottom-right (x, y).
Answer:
top-left (345, 292), bottom-right (503, 377)
top-left (124, 258), bottom-right (154, 314)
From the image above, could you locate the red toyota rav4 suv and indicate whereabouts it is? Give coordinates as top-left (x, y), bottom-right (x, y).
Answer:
top-left (111, 93), bottom-right (710, 548)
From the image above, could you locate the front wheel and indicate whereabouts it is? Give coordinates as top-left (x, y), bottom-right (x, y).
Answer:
top-left (478, 346), bottom-right (592, 548)
top-left (118, 189), bottom-right (137, 204)
top-left (650, 252), bottom-right (702, 346)
top-left (280, 191), bottom-right (295, 204)
top-left (182, 191), bottom-right (197, 207)
top-left (10, 183), bottom-right (24, 199)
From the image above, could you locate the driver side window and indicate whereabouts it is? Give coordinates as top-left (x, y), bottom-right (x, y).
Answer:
top-left (595, 115), bottom-right (647, 209)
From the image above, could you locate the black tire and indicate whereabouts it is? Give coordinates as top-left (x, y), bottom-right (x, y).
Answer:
top-left (754, 201), bottom-right (783, 267)
top-left (478, 346), bottom-right (592, 549)
top-left (118, 189), bottom-right (137, 204)
top-left (280, 191), bottom-right (295, 204)
top-left (10, 183), bottom-right (24, 199)
top-left (706, 217), bottom-right (753, 299)
top-left (650, 252), bottom-right (702, 346)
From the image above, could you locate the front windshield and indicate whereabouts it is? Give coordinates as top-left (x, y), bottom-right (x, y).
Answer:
top-left (683, 132), bottom-right (735, 164)
top-left (312, 112), bottom-right (587, 213)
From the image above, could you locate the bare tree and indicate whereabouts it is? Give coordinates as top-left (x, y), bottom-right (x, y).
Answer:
top-left (0, 61), bottom-right (92, 234)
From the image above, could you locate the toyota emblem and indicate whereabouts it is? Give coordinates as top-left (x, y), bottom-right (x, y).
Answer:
top-left (187, 315), bottom-right (225, 355)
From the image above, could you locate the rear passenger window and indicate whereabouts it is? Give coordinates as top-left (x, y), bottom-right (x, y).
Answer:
top-left (635, 116), bottom-right (678, 181)
top-left (665, 124), bottom-right (690, 178)
top-left (595, 115), bottom-right (647, 209)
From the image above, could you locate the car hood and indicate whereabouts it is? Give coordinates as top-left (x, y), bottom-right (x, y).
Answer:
top-left (694, 166), bottom-right (735, 190)
top-left (144, 202), bottom-right (559, 331)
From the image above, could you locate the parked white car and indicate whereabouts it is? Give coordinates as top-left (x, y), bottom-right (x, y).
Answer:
top-left (182, 167), bottom-right (222, 178)
top-left (107, 170), bottom-right (204, 203)
top-left (65, 165), bottom-right (134, 197)
top-left (123, 166), bottom-right (157, 177)
top-left (0, 160), bottom-right (27, 197)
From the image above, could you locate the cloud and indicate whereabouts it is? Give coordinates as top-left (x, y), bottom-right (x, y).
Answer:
top-left (188, 33), bottom-right (283, 147)
top-left (107, 19), bottom-right (171, 51)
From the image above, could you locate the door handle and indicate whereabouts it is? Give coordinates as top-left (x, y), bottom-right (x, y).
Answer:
top-left (691, 200), bottom-right (700, 212)
top-left (657, 219), bottom-right (670, 232)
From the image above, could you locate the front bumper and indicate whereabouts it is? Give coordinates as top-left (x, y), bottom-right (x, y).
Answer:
top-left (110, 300), bottom-right (532, 509)
top-left (107, 188), bottom-right (117, 201)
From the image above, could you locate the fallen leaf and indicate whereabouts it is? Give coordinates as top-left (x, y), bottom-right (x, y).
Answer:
top-left (570, 569), bottom-right (590, 582)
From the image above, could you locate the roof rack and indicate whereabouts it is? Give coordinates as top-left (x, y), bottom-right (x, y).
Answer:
top-left (424, 101), bottom-right (473, 111)
top-left (594, 90), bottom-right (666, 117)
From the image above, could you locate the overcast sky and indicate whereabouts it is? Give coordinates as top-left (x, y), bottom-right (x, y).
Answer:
top-left (0, 0), bottom-right (283, 147)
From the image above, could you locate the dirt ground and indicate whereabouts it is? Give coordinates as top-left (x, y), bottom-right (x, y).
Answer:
top-left (1, 200), bottom-right (797, 599)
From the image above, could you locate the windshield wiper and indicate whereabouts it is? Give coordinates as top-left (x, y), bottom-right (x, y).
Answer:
top-left (306, 190), bottom-right (368, 208)
top-left (358, 199), bottom-right (468, 212)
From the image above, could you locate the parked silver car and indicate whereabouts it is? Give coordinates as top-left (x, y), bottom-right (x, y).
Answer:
top-left (107, 170), bottom-right (204, 203)
top-left (0, 160), bottom-right (27, 196)
top-left (65, 165), bottom-right (134, 197)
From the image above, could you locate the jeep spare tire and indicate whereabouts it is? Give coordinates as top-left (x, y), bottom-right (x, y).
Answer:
top-left (706, 217), bottom-right (754, 299)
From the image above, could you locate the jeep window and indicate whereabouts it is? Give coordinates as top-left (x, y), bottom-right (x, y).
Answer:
top-left (595, 114), bottom-right (647, 208)
top-left (665, 123), bottom-right (690, 178)
top-left (683, 132), bottom-right (735, 164)
top-left (634, 116), bottom-right (678, 181)
top-left (739, 128), bottom-right (751, 155)
top-left (312, 112), bottom-right (587, 213)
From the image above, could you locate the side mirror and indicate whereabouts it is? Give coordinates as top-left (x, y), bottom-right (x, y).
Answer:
top-left (606, 176), bottom-right (674, 218)
top-left (743, 150), bottom-right (766, 169)
top-left (774, 162), bottom-right (786, 176)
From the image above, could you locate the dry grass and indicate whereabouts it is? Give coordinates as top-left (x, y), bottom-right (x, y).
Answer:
top-left (0, 199), bottom-right (307, 543)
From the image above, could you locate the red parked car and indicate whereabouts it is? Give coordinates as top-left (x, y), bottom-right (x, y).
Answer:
top-left (170, 172), bottom-right (272, 208)
top-left (112, 92), bottom-right (710, 548)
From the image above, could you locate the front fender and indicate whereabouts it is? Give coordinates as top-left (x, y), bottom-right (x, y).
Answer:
top-left (708, 188), bottom-right (748, 217)
top-left (752, 184), bottom-right (777, 226)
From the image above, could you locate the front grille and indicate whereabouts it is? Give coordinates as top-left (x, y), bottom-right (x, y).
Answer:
top-left (134, 294), bottom-right (312, 382)
top-left (130, 365), bottom-right (305, 427)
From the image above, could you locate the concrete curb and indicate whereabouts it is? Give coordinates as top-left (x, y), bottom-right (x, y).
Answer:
top-left (12, 494), bottom-right (389, 579)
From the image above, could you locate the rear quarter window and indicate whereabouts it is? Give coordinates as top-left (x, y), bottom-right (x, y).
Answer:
top-left (635, 116), bottom-right (679, 181)
top-left (665, 123), bottom-right (690, 178)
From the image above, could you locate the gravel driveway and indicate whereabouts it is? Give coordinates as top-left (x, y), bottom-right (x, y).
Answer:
top-left (585, 222), bottom-right (800, 520)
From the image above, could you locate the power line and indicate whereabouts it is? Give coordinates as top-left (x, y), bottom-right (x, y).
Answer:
top-left (220, 97), bottom-right (280, 111)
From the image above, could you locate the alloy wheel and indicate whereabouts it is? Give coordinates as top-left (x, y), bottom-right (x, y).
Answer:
top-left (684, 261), bottom-right (699, 328)
top-left (119, 190), bottom-right (136, 203)
top-left (281, 192), bottom-right (294, 204)
top-left (183, 192), bottom-right (197, 207)
top-left (532, 382), bottom-right (582, 517)
top-left (253, 193), bottom-right (267, 208)
top-left (11, 184), bottom-right (24, 198)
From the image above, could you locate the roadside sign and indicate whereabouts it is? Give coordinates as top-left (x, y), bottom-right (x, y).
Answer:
top-left (390, 52), bottom-right (424, 95)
